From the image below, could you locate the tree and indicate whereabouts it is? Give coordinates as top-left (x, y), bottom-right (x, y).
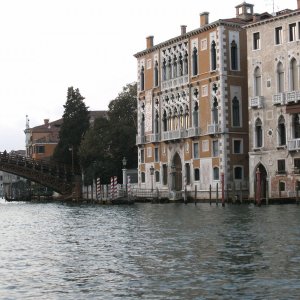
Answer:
top-left (79, 83), bottom-right (137, 184)
top-left (53, 87), bottom-right (90, 167)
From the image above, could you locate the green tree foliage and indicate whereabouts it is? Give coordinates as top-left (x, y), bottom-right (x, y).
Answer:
top-left (79, 83), bottom-right (137, 184)
top-left (53, 87), bottom-right (90, 167)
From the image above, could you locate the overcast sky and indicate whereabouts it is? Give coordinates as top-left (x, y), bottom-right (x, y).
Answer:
top-left (0, 0), bottom-right (297, 151)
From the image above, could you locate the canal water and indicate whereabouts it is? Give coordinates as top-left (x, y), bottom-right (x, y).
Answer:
top-left (0, 198), bottom-right (300, 300)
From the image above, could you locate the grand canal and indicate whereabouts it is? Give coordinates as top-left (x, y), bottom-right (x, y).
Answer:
top-left (0, 198), bottom-right (300, 299)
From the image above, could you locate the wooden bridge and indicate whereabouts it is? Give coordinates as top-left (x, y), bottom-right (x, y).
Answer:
top-left (0, 151), bottom-right (81, 197)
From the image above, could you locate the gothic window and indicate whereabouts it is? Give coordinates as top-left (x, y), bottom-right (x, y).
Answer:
top-left (213, 167), bottom-right (219, 180)
top-left (162, 59), bottom-right (167, 81)
top-left (211, 40), bottom-right (217, 71)
top-left (185, 163), bottom-right (191, 185)
top-left (290, 58), bottom-right (299, 91)
top-left (192, 47), bottom-right (198, 76)
top-left (194, 168), bottom-right (200, 181)
top-left (162, 110), bottom-right (167, 132)
top-left (278, 116), bottom-right (286, 146)
top-left (155, 171), bottom-right (160, 182)
top-left (293, 114), bottom-right (300, 139)
top-left (212, 97), bottom-right (218, 124)
top-left (193, 101), bottom-right (199, 127)
top-left (232, 96), bottom-right (240, 127)
top-left (167, 56), bottom-right (172, 79)
top-left (141, 113), bottom-right (145, 136)
top-left (173, 55), bottom-right (177, 78)
top-left (231, 40), bottom-right (238, 70)
top-left (234, 166), bottom-right (243, 180)
top-left (184, 51), bottom-right (188, 75)
top-left (154, 110), bottom-right (159, 134)
top-left (277, 62), bottom-right (284, 93)
top-left (179, 53), bottom-right (183, 76)
top-left (255, 118), bottom-right (263, 148)
top-left (254, 67), bottom-right (262, 96)
top-left (140, 66), bottom-right (145, 91)
top-left (154, 61), bottom-right (159, 86)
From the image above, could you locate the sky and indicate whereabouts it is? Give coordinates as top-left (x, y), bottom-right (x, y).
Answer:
top-left (0, 0), bottom-right (297, 151)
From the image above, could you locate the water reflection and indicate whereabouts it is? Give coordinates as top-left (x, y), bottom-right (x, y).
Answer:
top-left (0, 200), bottom-right (300, 299)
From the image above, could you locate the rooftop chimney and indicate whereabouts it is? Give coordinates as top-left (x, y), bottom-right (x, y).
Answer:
top-left (200, 12), bottom-right (209, 27)
top-left (44, 119), bottom-right (49, 125)
top-left (298, 0), bottom-right (300, 9)
top-left (146, 36), bottom-right (154, 49)
top-left (181, 25), bottom-right (187, 35)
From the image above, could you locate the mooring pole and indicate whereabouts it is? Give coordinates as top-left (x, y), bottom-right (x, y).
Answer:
top-left (221, 172), bottom-right (225, 207)
top-left (256, 168), bottom-right (261, 206)
top-left (209, 184), bottom-right (212, 205)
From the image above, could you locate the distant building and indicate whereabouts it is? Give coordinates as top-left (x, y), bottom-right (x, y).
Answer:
top-left (134, 2), bottom-right (259, 199)
top-left (245, 1), bottom-right (300, 199)
top-left (24, 111), bottom-right (107, 160)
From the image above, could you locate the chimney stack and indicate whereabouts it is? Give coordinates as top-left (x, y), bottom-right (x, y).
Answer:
top-left (146, 36), bottom-right (154, 49)
top-left (181, 25), bottom-right (187, 35)
top-left (298, 0), bottom-right (300, 9)
top-left (200, 12), bottom-right (209, 27)
top-left (44, 119), bottom-right (49, 126)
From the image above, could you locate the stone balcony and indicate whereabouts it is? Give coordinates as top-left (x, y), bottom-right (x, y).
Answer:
top-left (286, 90), bottom-right (300, 103)
top-left (187, 127), bottom-right (201, 138)
top-left (162, 129), bottom-right (187, 141)
top-left (273, 93), bottom-right (286, 105)
top-left (207, 123), bottom-right (219, 135)
top-left (161, 75), bottom-right (189, 91)
top-left (249, 96), bottom-right (263, 108)
top-left (288, 138), bottom-right (300, 151)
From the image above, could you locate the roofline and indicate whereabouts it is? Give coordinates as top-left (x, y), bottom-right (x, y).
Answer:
top-left (134, 19), bottom-right (245, 58)
top-left (243, 9), bottom-right (300, 29)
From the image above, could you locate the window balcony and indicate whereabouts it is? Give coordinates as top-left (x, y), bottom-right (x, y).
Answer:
top-left (162, 129), bottom-right (187, 141)
top-left (187, 127), bottom-right (201, 138)
top-left (207, 123), bottom-right (219, 135)
top-left (250, 96), bottom-right (263, 108)
top-left (149, 133), bottom-right (160, 143)
top-left (286, 91), bottom-right (300, 103)
top-left (288, 138), bottom-right (300, 151)
top-left (161, 75), bottom-right (189, 91)
top-left (136, 135), bottom-right (146, 145)
top-left (273, 93), bottom-right (286, 105)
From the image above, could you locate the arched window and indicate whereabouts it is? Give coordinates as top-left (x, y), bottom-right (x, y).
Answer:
top-left (154, 61), bottom-right (159, 86)
top-left (213, 167), bottom-right (219, 180)
top-left (141, 113), bottom-right (145, 137)
top-left (234, 166), bottom-right (243, 180)
top-left (162, 110), bottom-right (167, 132)
top-left (255, 118), bottom-right (263, 148)
top-left (162, 59), bottom-right (167, 81)
top-left (193, 101), bottom-right (199, 127)
top-left (212, 97), bottom-right (218, 124)
top-left (154, 110), bottom-right (159, 134)
top-left (231, 40), bottom-right (238, 70)
top-left (211, 41), bottom-right (217, 71)
top-left (167, 56), bottom-right (172, 80)
top-left (254, 67), bottom-right (262, 96)
top-left (155, 171), bottom-right (160, 183)
top-left (173, 55), bottom-right (177, 78)
top-left (293, 114), bottom-right (300, 138)
top-left (184, 51), bottom-right (188, 75)
top-left (278, 116), bottom-right (286, 146)
top-left (232, 96), bottom-right (240, 127)
top-left (277, 62), bottom-right (284, 93)
top-left (141, 172), bottom-right (145, 183)
top-left (192, 47), bottom-right (198, 76)
top-left (290, 58), bottom-right (298, 91)
top-left (179, 53), bottom-right (183, 76)
top-left (140, 66), bottom-right (145, 91)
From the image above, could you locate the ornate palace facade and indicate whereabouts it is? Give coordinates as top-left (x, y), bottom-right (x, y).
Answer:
top-left (134, 3), bottom-right (255, 198)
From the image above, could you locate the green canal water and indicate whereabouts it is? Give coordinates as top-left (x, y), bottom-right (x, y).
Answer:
top-left (0, 198), bottom-right (300, 299)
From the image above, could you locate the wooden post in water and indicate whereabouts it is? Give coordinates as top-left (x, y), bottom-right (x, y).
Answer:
top-left (226, 183), bottom-right (229, 203)
top-left (296, 183), bottom-right (299, 205)
top-left (209, 184), bottom-right (212, 205)
top-left (195, 185), bottom-right (197, 203)
top-left (216, 183), bottom-right (219, 206)
top-left (221, 172), bottom-right (225, 207)
top-left (239, 182), bottom-right (243, 204)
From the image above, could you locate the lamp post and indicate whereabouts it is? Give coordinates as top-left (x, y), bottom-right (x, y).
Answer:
top-left (122, 157), bottom-right (127, 196)
top-left (150, 165), bottom-right (154, 193)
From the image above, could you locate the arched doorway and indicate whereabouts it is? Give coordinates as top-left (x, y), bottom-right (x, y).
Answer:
top-left (172, 153), bottom-right (182, 191)
top-left (254, 164), bottom-right (268, 200)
